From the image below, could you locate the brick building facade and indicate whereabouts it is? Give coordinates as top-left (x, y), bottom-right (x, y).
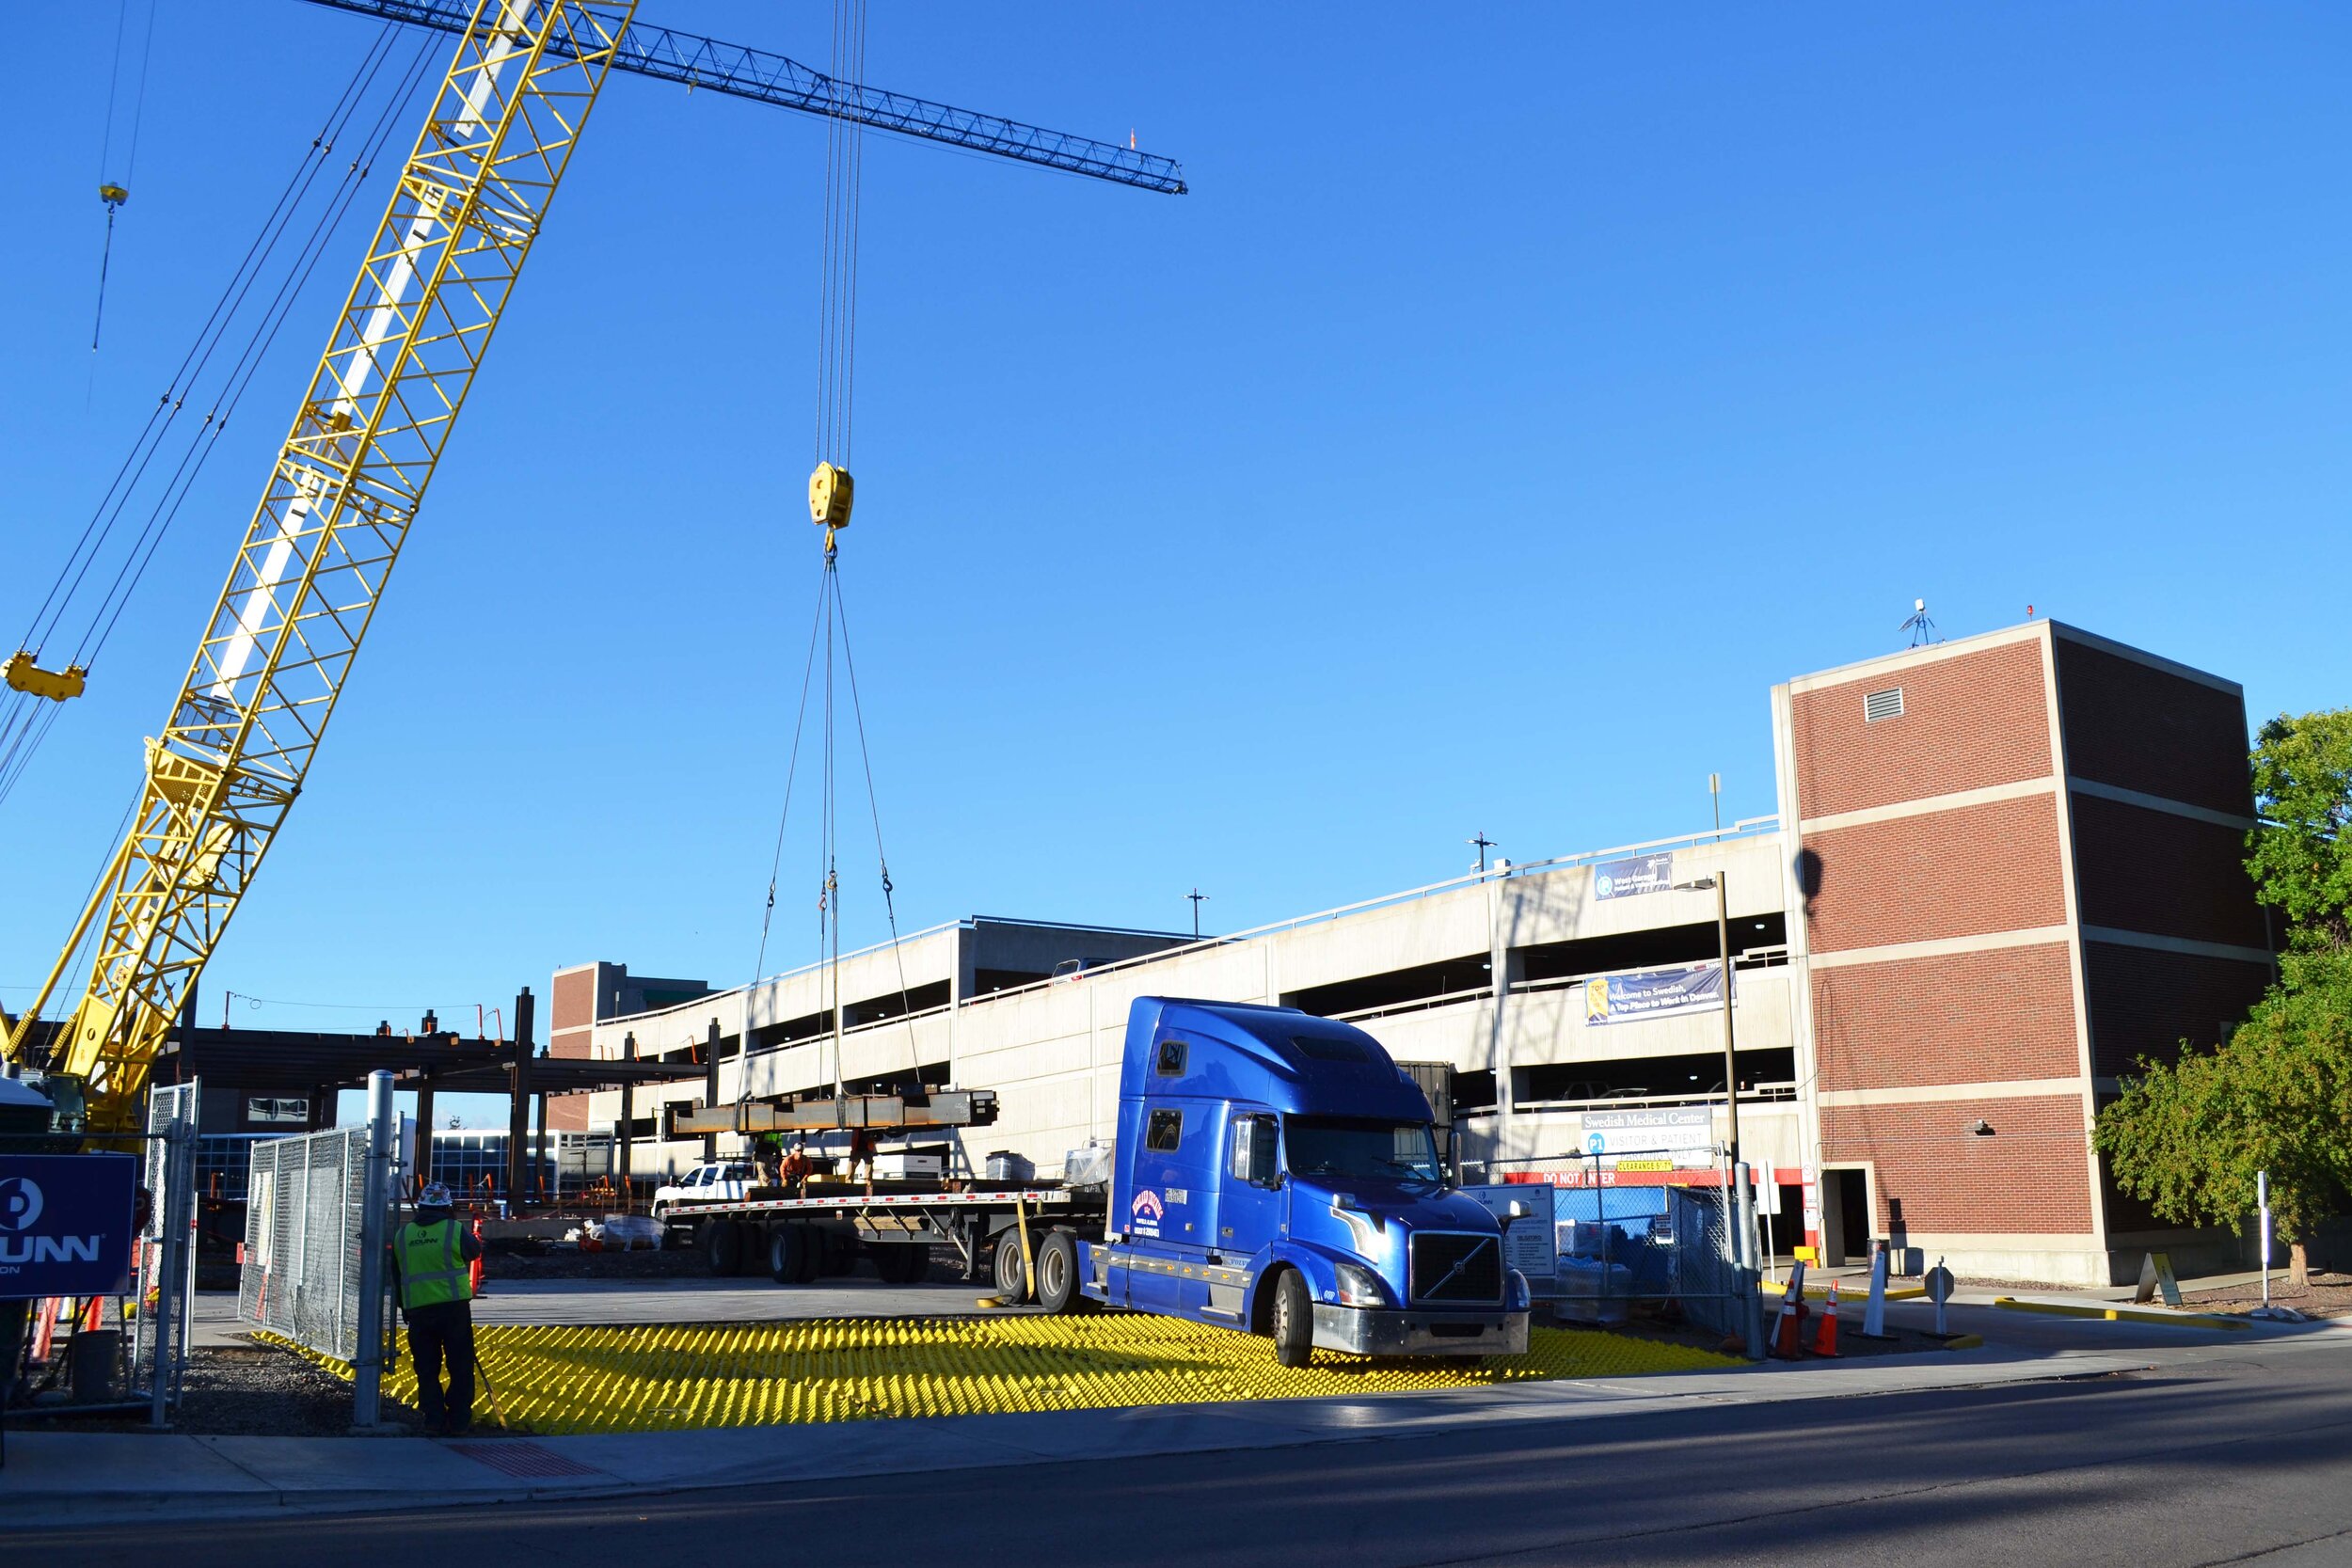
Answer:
top-left (1772, 620), bottom-right (2273, 1285)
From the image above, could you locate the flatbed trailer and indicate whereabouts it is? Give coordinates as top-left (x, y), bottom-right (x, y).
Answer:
top-left (654, 1184), bottom-right (1106, 1298)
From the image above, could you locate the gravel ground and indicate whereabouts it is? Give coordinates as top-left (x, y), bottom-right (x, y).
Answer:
top-left (7, 1338), bottom-right (426, 1437)
top-left (2184, 1269), bottom-right (2352, 1319)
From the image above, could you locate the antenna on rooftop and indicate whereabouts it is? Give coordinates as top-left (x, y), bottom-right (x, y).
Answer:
top-left (1899, 597), bottom-right (1940, 648)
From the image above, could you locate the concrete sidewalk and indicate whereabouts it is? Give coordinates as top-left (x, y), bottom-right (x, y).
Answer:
top-left (0, 1340), bottom-right (2192, 1525)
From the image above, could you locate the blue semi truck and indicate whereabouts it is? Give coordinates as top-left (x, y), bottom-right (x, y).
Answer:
top-left (664, 996), bottom-right (1532, 1364)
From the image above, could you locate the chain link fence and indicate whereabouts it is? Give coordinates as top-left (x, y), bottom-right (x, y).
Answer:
top-left (129, 1083), bottom-right (199, 1413)
top-left (1489, 1154), bottom-right (1756, 1338)
top-left (240, 1127), bottom-right (372, 1363)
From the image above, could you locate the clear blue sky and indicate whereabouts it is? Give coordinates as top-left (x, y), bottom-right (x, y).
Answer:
top-left (4, 5), bottom-right (2347, 1124)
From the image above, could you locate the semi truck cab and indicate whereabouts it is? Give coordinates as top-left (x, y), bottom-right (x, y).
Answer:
top-left (1073, 997), bottom-right (1531, 1366)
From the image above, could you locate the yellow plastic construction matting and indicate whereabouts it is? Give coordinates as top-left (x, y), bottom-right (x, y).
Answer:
top-left (259, 1315), bottom-right (1734, 1434)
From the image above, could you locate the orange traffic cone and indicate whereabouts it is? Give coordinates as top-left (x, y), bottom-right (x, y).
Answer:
top-left (1811, 1280), bottom-right (1841, 1357)
top-left (1772, 1292), bottom-right (1804, 1357)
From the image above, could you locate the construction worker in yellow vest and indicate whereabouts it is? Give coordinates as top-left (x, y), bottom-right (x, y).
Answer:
top-left (388, 1181), bottom-right (482, 1434)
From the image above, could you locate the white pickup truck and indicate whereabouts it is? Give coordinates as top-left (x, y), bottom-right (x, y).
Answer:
top-left (651, 1161), bottom-right (754, 1230)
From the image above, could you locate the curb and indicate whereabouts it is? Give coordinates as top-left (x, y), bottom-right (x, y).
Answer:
top-left (1991, 1296), bottom-right (2248, 1331)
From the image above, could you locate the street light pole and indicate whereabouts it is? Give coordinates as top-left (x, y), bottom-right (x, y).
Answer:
top-left (1674, 873), bottom-right (1740, 1170)
top-left (1715, 873), bottom-right (1738, 1168)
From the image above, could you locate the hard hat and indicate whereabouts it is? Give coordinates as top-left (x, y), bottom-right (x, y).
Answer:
top-left (419, 1181), bottom-right (453, 1209)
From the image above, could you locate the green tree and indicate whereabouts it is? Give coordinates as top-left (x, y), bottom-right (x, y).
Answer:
top-left (2094, 708), bottom-right (2352, 1287)
top-left (2247, 708), bottom-right (2352, 960)
top-left (2093, 969), bottom-right (2352, 1284)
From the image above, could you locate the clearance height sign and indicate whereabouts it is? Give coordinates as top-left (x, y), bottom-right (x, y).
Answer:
top-left (0, 1152), bottom-right (136, 1298)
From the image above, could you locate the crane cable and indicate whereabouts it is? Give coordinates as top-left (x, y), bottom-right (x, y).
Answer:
top-left (741, 0), bottom-right (921, 1109)
top-left (0, 32), bottom-right (426, 804)
top-left (0, 27), bottom-right (436, 808)
top-left (91, 0), bottom-right (158, 354)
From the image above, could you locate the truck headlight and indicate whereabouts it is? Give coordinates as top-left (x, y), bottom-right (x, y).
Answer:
top-left (1333, 1261), bottom-right (1390, 1307)
top-left (1506, 1269), bottom-right (1531, 1310)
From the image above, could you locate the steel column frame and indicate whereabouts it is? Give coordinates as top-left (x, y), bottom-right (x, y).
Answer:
top-left (301, 0), bottom-right (1188, 195)
top-left (8, 1), bottom-right (638, 1132)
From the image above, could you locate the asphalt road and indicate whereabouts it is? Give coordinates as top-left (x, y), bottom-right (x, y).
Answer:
top-left (27, 1327), bottom-right (2352, 1566)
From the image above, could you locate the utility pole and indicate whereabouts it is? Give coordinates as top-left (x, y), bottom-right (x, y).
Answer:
top-left (1188, 889), bottom-right (1209, 939)
top-left (1467, 831), bottom-right (1498, 875)
top-left (1709, 772), bottom-right (1722, 838)
top-left (1715, 872), bottom-right (1737, 1165)
top-left (1674, 873), bottom-right (1740, 1167)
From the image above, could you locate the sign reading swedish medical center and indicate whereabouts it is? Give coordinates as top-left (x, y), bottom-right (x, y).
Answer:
top-left (0, 1152), bottom-right (136, 1299)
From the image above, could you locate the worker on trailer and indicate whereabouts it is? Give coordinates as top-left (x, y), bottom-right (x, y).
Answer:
top-left (388, 1181), bottom-right (482, 1435)
top-left (780, 1135), bottom-right (813, 1195)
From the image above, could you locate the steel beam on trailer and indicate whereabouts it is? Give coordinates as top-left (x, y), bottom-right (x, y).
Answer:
top-left (671, 1089), bottom-right (996, 1136)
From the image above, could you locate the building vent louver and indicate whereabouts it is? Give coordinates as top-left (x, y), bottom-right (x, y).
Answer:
top-left (1863, 687), bottom-right (1905, 722)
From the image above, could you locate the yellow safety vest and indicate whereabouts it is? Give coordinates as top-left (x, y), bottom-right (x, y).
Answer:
top-left (395, 1218), bottom-right (473, 1309)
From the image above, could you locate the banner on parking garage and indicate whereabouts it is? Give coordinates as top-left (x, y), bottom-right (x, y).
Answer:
top-left (1581, 961), bottom-right (1728, 1024)
top-left (1591, 851), bottom-right (1676, 900)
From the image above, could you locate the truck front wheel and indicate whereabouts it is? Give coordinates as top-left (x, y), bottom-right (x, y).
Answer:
top-left (1271, 1269), bottom-right (1312, 1369)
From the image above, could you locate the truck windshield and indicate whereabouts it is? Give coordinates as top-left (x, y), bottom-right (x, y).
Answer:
top-left (1284, 1117), bottom-right (1442, 1182)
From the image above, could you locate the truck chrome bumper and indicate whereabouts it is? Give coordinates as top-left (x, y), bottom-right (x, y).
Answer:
top-left (1311, 1304), bottom-right (1530, 1357)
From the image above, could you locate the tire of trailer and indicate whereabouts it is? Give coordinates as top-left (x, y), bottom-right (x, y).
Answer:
top-left (704, 1216), bottom-right (742, 1276)
top-left (767, 1223), bottom-right (803, 1284)
top-left (790, 1223), bottom-right (822, 1284)
top-left (821, 1228), bottom-right (857, 1276)
top-left (992, 1229), bottom-right (1030, 1303)
top-left (1270, 1267), bottom-right (1312, 1369)
top-left (1035, 1230), bottom-right (1084, 1314)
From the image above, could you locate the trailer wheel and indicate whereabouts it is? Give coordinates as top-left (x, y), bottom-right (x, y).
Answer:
top-left (1035, 1231), bottom-right (1085, 1314)
top-left (790, 1223), bottom-right (823, 1284)
top-left (767, 1224), bottom-right (803, 1284)
top-left (1271, 1268), bottom-right (1312, 1369)
top-left (992, 1230), bottom-right (1031, 1303)
top-left (704, 1217), bottom-right (742, 1276)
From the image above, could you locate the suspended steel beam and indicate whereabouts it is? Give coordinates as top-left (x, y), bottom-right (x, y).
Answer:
top-left (300, 0), bottom-right (1188, 195)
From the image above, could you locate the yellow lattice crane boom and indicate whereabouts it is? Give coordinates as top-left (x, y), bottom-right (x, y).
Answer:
top-left (4, 1), bottom-right (638, 1132)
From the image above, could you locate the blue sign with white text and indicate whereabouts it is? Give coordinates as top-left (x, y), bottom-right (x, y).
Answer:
top-left (0, 1152), bottom-right (137, 1299)
top-left (1592, 852), bottom-right (1675, 900)
top-left (1582, 962), bottom-right (1730, 1025)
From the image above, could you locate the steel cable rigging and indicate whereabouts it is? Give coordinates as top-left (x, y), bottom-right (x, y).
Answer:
top-left (0, 25), bottom-right (437, 809)
top-left (742, 0), bottom-right (924, 1104)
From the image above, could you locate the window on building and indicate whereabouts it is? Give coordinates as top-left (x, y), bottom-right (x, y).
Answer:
top-left (246, 1097), bottom-right (309, 1126)
top-left (1863, 687), bottom-right (1905, 722)
top-left (1146, 1107), bottom-right (1184, 1151)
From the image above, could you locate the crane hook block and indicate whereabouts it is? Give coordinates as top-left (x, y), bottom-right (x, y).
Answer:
top-left (6, 651), bottom-right (88, 704)
top-left (100, 182), bottom-right (129, 208)
top-left (809, 462), bottom-right (854, 531)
